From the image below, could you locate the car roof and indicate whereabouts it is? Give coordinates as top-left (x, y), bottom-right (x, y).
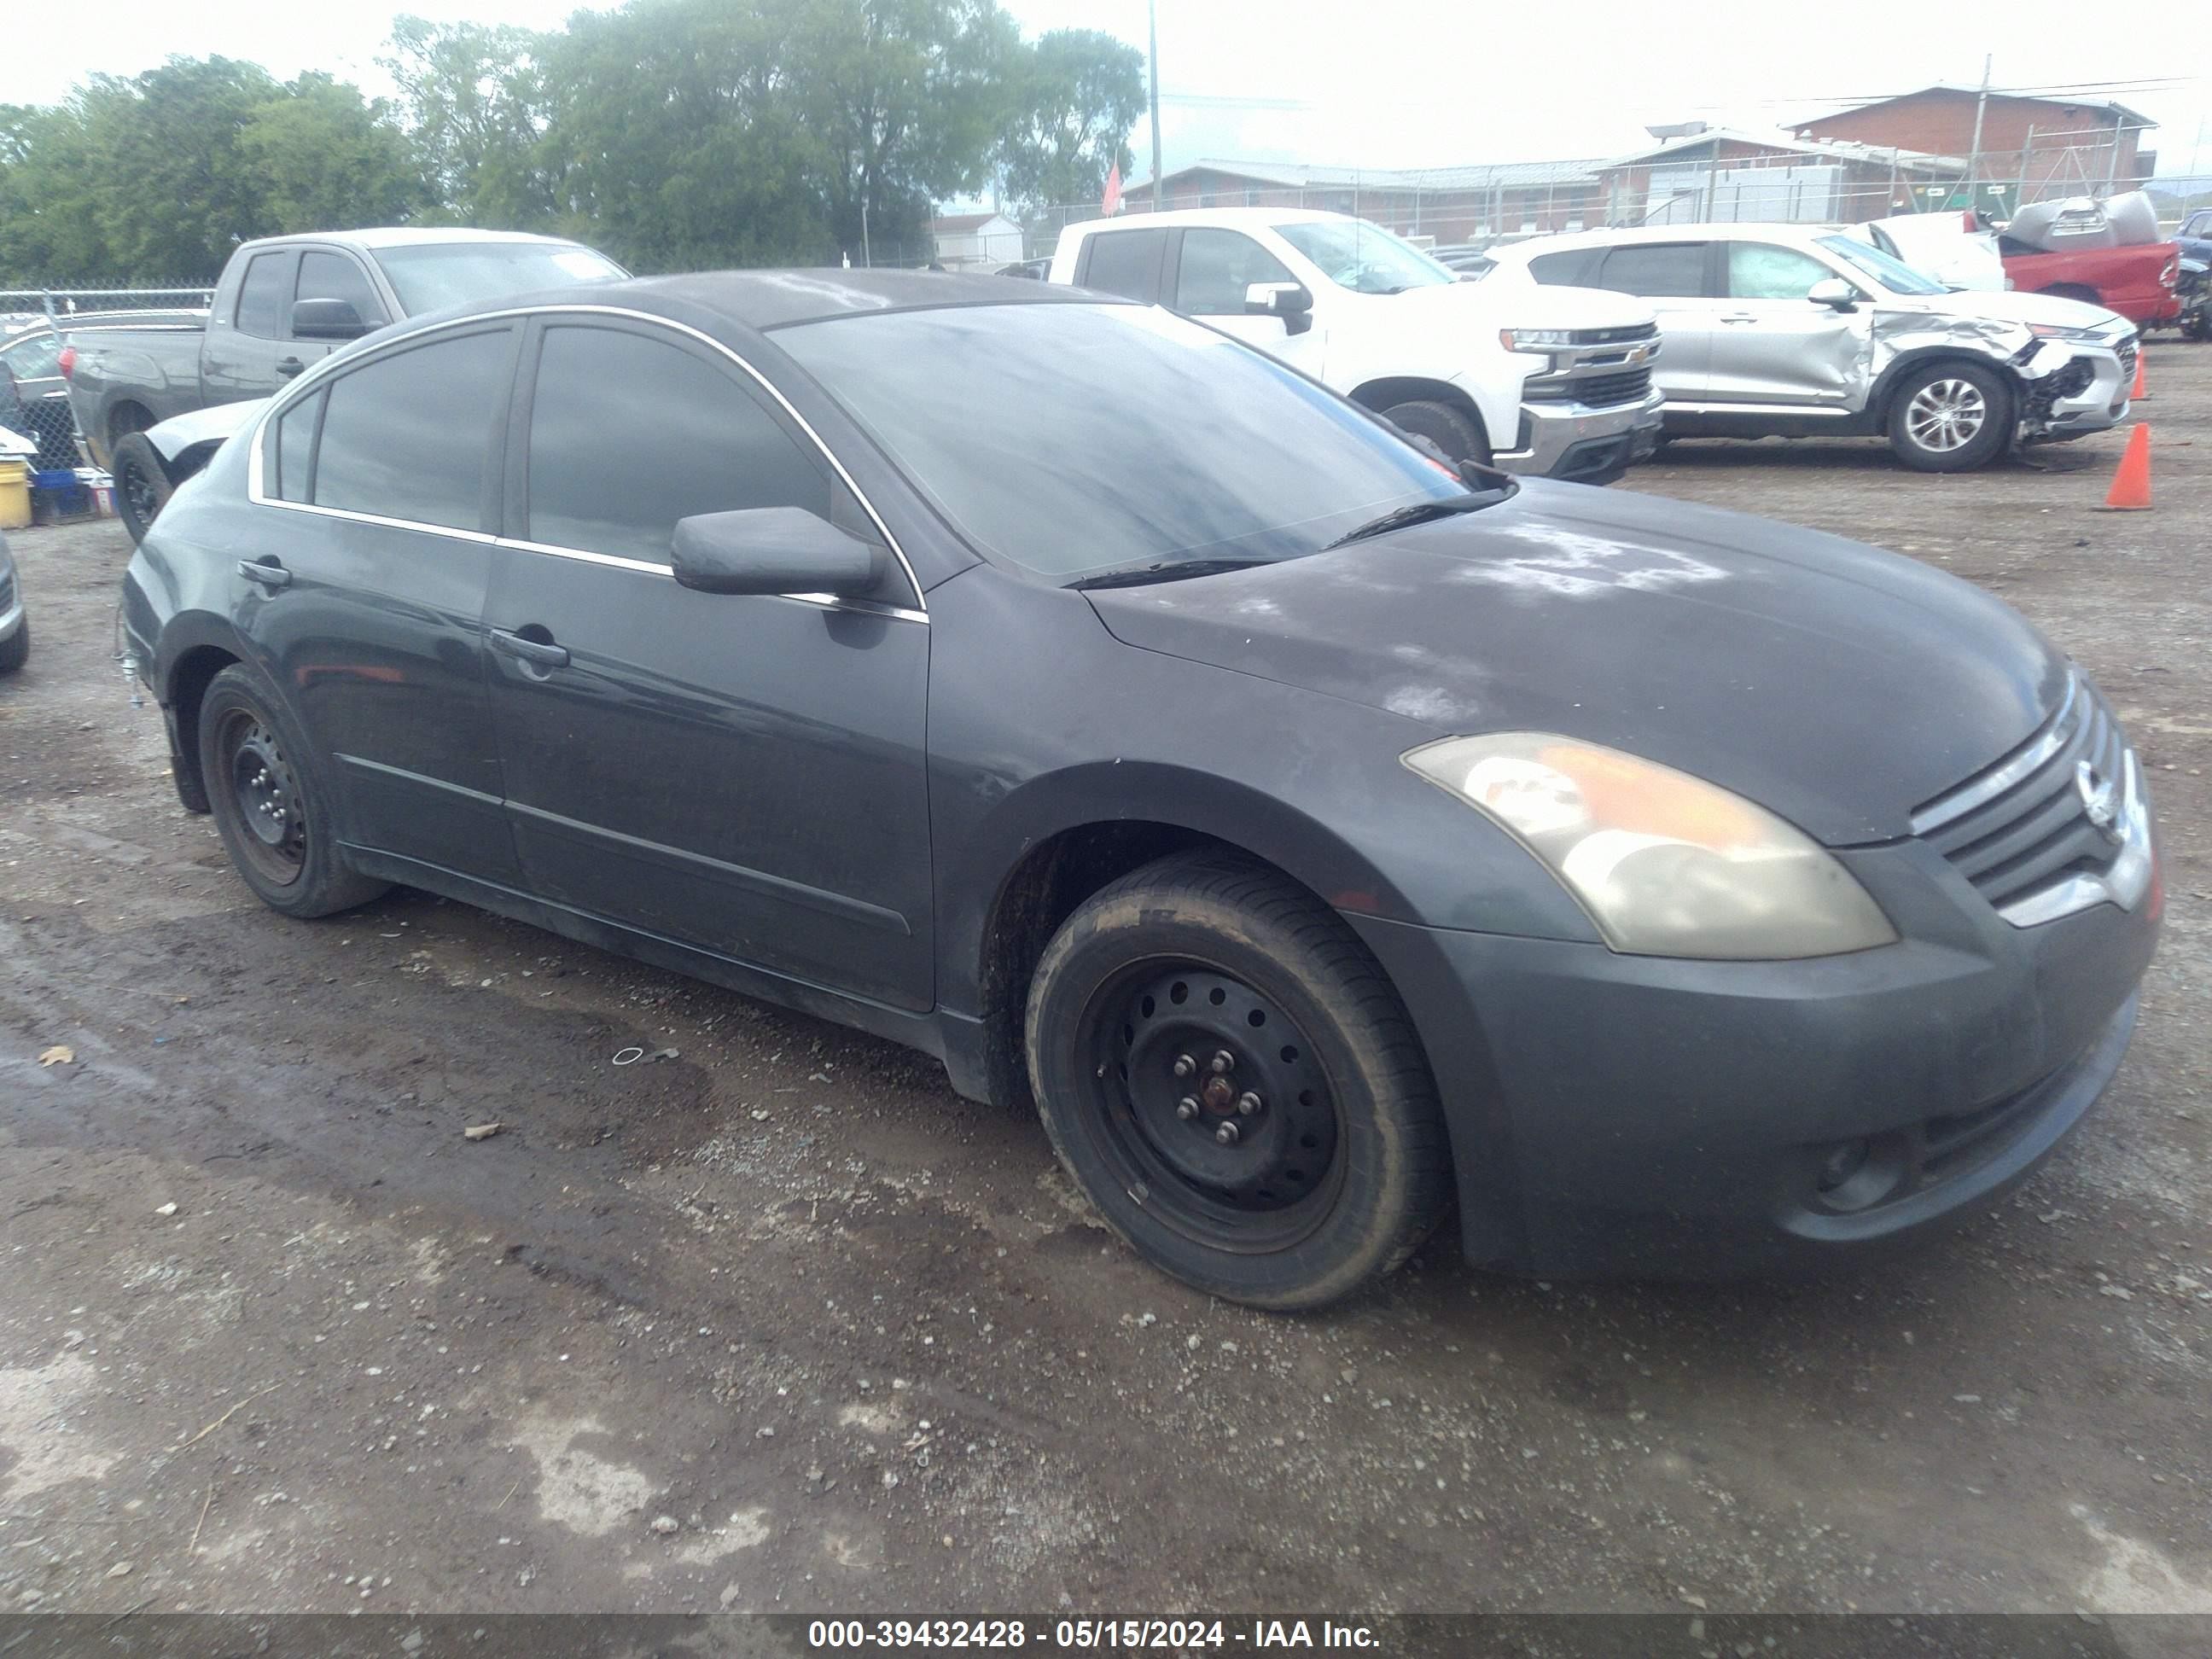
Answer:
top-left (237, 227), bottom-right (596, 253)
top-left (389, 269), bottom-right (1113, 340)
top-left (1062, 207), bottom-right (1351, 236)
top-left (1499, 223), bottom-right (1844, 255)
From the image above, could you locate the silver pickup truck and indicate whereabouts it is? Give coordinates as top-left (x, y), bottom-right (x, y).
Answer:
top-left (66, 227), bottom-right (625, 538)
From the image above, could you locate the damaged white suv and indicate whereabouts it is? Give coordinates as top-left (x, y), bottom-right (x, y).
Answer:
top-left (1488, 222), bottom-right (2135, 471)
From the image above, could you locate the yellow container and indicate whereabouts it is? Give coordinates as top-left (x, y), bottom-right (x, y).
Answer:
top-left (0, 457), bottom-right (32, 531)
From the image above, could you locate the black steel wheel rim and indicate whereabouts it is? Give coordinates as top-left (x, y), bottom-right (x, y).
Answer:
top-left (119, 457), bottom-right (161, 527)
top-left (1077, 958), bottom-right (1344, 1253)
top-left (218, 708), bottom-right (306, 885)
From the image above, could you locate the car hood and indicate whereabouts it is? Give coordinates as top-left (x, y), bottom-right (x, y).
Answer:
top-left (1885, 285), bottom-right (2122, 332)
top-left (1377, 278), bottom-right (1656, 331)
top-left (1085, 480), bottom-right (2064, 846)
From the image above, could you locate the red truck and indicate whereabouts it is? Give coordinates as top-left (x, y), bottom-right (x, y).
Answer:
top-left (1998, 237), bottom-right (2181, 329)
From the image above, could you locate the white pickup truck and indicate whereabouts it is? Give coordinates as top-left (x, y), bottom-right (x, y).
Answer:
top-left (1047, 207), bottom-right (1665, 483)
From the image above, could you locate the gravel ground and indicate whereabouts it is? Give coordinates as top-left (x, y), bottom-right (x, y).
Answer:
top-left (1, 346), bottom-right (2208, 1626)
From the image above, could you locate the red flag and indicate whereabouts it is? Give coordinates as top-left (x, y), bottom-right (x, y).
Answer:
top-left (1101, 160), bottom-right (1123, 218)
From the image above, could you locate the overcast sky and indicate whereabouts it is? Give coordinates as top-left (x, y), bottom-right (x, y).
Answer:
top-left (4, 0), bottom-right (2205, 179)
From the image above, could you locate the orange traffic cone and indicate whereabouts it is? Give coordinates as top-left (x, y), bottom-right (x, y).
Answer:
top-left (2096, 424), bottom-right (2152, 511)
top-left (2130, 346), bottom-right (2148, 402)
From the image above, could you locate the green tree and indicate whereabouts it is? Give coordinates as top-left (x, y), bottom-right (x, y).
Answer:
top-left (83, 57), bottom-right (290, 277)
top-left (788, 0), bottom-right (1022, 259)
top-left (380, 15), bottom-right (556, 228)
top-left (0, 102), bottom-right (110, 284)
top-left (240, 74), bottom-right (423, 233)
top-left (997, 29), bottom-right (1144, 218)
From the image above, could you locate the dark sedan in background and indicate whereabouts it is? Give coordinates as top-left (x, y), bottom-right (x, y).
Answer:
top-left (120, 271), bottom-right (2159, 1309)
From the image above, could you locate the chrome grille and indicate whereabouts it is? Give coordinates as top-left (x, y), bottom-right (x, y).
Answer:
top-left (2115, 336), bottom-right (2138, 385)
top-left (1524, 367), bottom-right (1652, 407)
top-left (0, 568), bottom-right (15, 613)
top-left (1912, 672), bottom-right (2133, 918)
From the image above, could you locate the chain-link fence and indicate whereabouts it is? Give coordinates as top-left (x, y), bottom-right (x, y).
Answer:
top-left (1010, 127), bottom-right (2200, 263)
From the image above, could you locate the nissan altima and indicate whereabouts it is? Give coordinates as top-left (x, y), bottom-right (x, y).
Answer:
top-left (120, 271), bottom-right (2161, 1310)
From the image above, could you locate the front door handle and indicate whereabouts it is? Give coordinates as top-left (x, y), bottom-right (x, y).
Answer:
top-left (490, 627), bottom-right (570, 671)
top-left (237, 558), bottom-right (291, 589)
top-left (1720, 313), bottom-right (1761, 324)
top-left (276, 357), bottom-right (306, 380)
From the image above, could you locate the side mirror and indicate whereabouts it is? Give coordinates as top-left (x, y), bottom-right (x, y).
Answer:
top-left (1244, 281), bottom-right (1315, 335)
top-left (671, 507), bottom-right (885, 598)
top-left (292, 298), bottom-right (373, 341)
top-left (1807, 277), bottom-right (1858, 312)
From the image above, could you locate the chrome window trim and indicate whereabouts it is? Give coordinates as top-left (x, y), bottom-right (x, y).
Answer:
top-left (245, 302), bottom-right (927, 616)
top-left (1910, 674), bottom-right (2080, 835)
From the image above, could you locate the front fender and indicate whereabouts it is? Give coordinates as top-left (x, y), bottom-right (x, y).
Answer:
top-left (146, 399), bottom-right (266, 469)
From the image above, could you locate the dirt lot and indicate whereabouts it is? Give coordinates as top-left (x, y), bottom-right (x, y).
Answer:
top-left (3, 348), bottom-right (2209, 1627)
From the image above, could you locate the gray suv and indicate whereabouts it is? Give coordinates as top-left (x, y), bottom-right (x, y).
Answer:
top-left (1490, 223), bottom-right (2136, 471)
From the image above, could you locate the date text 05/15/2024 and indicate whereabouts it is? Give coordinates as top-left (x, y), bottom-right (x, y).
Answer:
top-left (806, 1619), bottom-right (1380, 1650)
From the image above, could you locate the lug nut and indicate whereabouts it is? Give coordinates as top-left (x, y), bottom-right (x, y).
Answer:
top-left (1210, 1050), bottom-right (1235, 1074)
top-left (1172, 1054), bottom-right (1196, 1079)
top-left (1176, 1097), bottom-right (1200, 1121)
top-left (1214, 1121), bottom-right (1240, 1145)
top-left (1237, 1091), bottom-right (1261, 1116)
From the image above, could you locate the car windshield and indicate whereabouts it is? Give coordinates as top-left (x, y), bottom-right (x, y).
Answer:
top-left (1275, 219), bottom-right (1456, 294)
top-left (775, 301), bottom-right (1465, 582)
top-left (1816, 234), bottom-right (1947, 296)
top-left (371, 242), bottom-right (628, 313)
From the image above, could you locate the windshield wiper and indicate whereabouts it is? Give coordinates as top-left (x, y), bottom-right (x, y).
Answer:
top-left (1321, 490), bottom-right (1505, 551)
top-left (1067, 557), bottom-right (1276, 591)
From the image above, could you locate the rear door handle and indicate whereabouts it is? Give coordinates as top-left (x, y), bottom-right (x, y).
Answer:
top-left (490, 628), bottom-right (570, 671)
top-left (237, 559), bottom-right (291, 589)
top-left (276, 357), bottom-right (306, 380)
top-left (1720, 313), bottom-right (1761, 323)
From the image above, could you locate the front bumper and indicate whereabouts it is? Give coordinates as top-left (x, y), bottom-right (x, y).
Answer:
top-left (2020, 338), bottom-right (2131, 441)
top-left (1349, 833), bottom-right (2161, 1279)
top-left (1494, 387), bottom-right (1666, 484)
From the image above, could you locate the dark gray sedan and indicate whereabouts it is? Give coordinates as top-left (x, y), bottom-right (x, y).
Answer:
top-left (120, 271), bottom-right (2160, 1309)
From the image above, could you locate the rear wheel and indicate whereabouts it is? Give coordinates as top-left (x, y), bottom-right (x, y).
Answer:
top-left (110, 434), bottom-right (173, 544)
top-left (1888, 361), bottom-right (2011, 472)
top-left (1380, 398), bottom-right (1493, 470)
top-left (198, 664), bottom-right (387, 918)
top-left (1025, 853), bottom-right (1452, 1311)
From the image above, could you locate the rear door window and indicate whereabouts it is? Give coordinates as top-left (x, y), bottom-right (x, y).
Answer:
top-left (296, 251), bottom-right (390, 329)
top-left (311, 325), bottom-right (515, 532)
top-left (1594, 242), bottom-right (1713, 298)
top-left (1077, 230), bottom-right (1169, 304)
top-left (234, 253), bottom-right (294, 339)
top-left (521, 323), bottom-right (829, 564)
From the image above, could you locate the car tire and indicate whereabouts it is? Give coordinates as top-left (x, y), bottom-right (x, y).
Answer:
top-left (197, 663), bottom-right (387, 918)
top-left (1025, 853), bottom-right (1452, 1311)
top-left (110, 434), bottom-right (174, 545)
top-left (0, 619), bottom-right (26, 675)
top-left (1380, 398), bottom-right (1493, 469)
top-left (1887, 361), bottom-right (2011, 473)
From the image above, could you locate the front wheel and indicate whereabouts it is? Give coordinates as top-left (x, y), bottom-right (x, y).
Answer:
top-left (1888, 362), bottom-right (2011, 472)
top-left (1380, 398), bottom-right (1493, 470)
top-left (1025, 853), bottom-right (1452, 1311)
top-left (109, 434), bottom-right (174, 544)
top-left (197, 664), bottom-right (387, 918)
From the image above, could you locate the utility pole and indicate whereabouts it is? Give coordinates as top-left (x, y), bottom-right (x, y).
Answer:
top-left (1966, 54), bottom-right (1992, 211)
top-left (1148, 0), bottom-right (1164, 211)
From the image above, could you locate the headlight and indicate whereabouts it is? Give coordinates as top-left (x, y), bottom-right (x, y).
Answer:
top-left (1403, 733), bottom-right (1897, 960)
top-left (2027, 323), bottom-right (2098, 340)
top-left (1499, 328), bottom-right (1575, 352)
